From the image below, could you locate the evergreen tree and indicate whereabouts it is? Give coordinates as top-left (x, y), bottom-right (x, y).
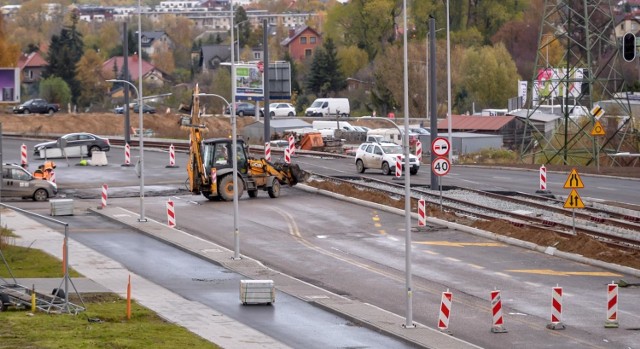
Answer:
top-left (306, 38), bottom-right (346, 97)
top-left (43, 10), bottom-right (84, 104)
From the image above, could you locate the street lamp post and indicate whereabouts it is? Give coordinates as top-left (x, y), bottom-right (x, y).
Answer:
top-left (230, 0), bottom-right (240, 260)
top-left (107, 78), bottom-right (145, 222)
top-left (235, 19), bottom-right (250, 63)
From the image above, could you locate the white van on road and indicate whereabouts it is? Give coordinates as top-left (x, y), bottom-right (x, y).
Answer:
top-left (305, 98), bottom-right (350, 117)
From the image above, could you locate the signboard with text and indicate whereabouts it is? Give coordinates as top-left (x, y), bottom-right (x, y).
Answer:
top-left (235, 63), bottom-right (264, 100)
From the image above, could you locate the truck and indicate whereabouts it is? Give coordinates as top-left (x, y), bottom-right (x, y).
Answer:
top-left (12, 98), bottom-right (60, 115)
top-left (183, 85), bottom-right (308, 201)
top-left (305, 98), bottom-right (350, 117)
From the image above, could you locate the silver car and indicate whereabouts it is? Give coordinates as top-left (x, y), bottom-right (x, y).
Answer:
top-left (355, 142), bottom-right (420, 175)
top-left (1, 163), bottom-right (57, 201)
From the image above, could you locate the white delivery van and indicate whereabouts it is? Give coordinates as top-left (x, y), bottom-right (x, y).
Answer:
top-left (305, 98), bottom-right (350, 117)
top-left (312, 120), bottom-right (354, 131)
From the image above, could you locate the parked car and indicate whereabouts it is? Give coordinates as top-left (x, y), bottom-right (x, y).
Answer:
top-left (410, 127), bottom-right (430, 135)
top-left (260, 103), bottom-right (296, 117)
top-left (225, 102), bottom-right (256, 116)
top-left (355, 141), bottom-right (420, 175)
top-left (33, 133), bottom-right (110, 158)
top-left (12, 99), bottom-right (60, 115)
top-left (114, 104), bottom-right (156, 114)
top-left (1, 163), bottom-right (57, 201)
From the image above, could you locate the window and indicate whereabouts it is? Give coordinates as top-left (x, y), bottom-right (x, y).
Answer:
top-left (300, 36), bottom-right (307, 44)
top-left (310, 36), bottom-right (316, 44)
top-left (305, 49), bottom-right (312, 57)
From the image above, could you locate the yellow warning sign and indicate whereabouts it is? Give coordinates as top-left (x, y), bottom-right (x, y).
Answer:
top-left (591, 120), bottom-right (605, 136)
top-left (563, 168), bottom-right (584, 189)
top-left (564, 189), bottom-right (585, 209)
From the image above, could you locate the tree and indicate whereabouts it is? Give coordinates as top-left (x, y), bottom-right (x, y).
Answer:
top-left (155, 16), bottom-right (194, 70)
top-left (39, 76), bottom-right (71, 106)
top-left (0, 15), bottom-right (20, 67)
top-left (76, 50), bottom-right (106, 108)
top-left (338, 46), bottom-right (368, 78)
top-left (152, 42), bottom-right (176, 75)
top-left (306, 38), bottom-right (346, 97)
top-left (44, 10), bottom-right (84, 104)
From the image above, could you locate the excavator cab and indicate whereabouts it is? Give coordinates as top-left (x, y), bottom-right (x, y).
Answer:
top-left (202, 138), bottom-right (249, 176)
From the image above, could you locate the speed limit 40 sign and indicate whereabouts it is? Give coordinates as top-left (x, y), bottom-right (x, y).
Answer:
top-left (432, 156), bottom-right (451, 176)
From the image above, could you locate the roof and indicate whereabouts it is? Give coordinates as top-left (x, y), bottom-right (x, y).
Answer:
top-left (17, 51), bottom-right (47, 69)
top-left (200, 45), bottom-right (231, 69)
top-left (436, 115), bottom-right (515, 131)
top-left (280, 25), bottom-right (321, 46)
top-left (140, 31), bottom-right (169, 48)
top-left (102, 54), bottom-right (157, 81)
top-left (510, 109), bottom-right (562, 122)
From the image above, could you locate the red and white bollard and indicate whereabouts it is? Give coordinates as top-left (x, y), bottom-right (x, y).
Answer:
top-left (166, 199), bottom-right (176, 228)
top-left (101, 184), bottom-right (108, 209)
top-left (122, 143), bottom-right (132, 166)
top-left (264, 142), bottom-right (271, 161)
top-left (490, 290), bottom-right (508, 333)
top-left (418, 198), bottom-right (426, 227)
top-left (438, 290), bottom-right (453, 332)
top-left (20, 143), bottom-right (28, 168)
top-left (539, 164), bottom-right (547, 190)
top-left (284, 148), bottom-right (291, 164)
top-left (166, 144), bottom-right (178, 168)
top-left (547, 286), bottom-right (565, 330)
top-left (395, 155), bottom-right (402, 177)
top-left (49, 171), bottom-right (56, 185)
top-left (605, 282), bottom-right (619, 328)
top-left (288, 134), bottom-right (296, 156)
top-left (415, 140), bottom-right (422, 163)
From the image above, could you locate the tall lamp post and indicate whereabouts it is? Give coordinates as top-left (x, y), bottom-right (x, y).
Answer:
top-left (107, 78), bottom-right (145, 221)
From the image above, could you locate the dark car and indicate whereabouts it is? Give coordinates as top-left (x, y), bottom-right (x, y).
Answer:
top-left (115, 104), bottom-right (156, 114)
top-left (224, 102), bottom-right (256, 117)
top-left (13, 99), bottom-right (60, 115)
top-left (33, 132), bottom-right (111, 158)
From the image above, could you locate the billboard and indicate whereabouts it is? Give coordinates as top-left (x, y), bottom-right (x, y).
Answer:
top-left (235, 63), bottom-right (264, 101)
top-left (268, 61), bottom-right (291, 100)
top-left (532, 68), bottom-right (585, 106)
top-left (0, 68), bottom-right (20, 103)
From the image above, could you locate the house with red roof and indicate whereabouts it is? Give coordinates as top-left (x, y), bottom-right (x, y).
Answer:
top-left (17, 51), bottom-right (48, 86)
top-left (102, 54), bottom-right (168, 88)
top-left (280, 25), bottom-right (322, 61)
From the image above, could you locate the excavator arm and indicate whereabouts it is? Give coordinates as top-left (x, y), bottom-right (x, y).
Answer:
top-left (185, 84), bottom-right (210, 194)
top-left (248, 158), bottom-right (309, 186)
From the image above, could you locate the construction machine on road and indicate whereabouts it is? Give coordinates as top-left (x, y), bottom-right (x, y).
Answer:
top-left (182, 85), bottom-right (308, 201)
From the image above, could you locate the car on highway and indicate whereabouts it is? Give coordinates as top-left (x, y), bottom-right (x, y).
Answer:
top-left (355, 141), bottom-right (420, 175)
top-left (33, 133), bottom-right (111, 158)
top-left (114, 103), bottom-right (156, 114)
top-left (1, 163), bottom-right (57, 201)
top-left (260, 103), bottom-right (296, 117)
top-left (12, 99), bottom-right (60, 115)
top-left (225, 102), bottom-right (256, 117)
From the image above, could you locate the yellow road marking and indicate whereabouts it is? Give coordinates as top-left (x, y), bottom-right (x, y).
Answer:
top-left (507, 269), bottom-right (622, 277)
top-left (372, 216), bottom-right (380, 222)
top-left (378, 230), bottom-right (387, 235)
top-left (415, 241), bottom-right (506, 247)
top-left (374, 223), bottom-right (382, 228)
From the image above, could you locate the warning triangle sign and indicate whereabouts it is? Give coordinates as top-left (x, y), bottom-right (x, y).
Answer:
top-left (591, 120), bottom-right (605, 136)
top-left (563, 169), bottom-right (584, 189)
top-left (564, 189), bottom-right (585, 209)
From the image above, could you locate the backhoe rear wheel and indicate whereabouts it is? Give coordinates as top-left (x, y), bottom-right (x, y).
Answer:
top-left (268, 179), bottom-right (281, 198)
top-left (218, 175), bottom-right (244, 201)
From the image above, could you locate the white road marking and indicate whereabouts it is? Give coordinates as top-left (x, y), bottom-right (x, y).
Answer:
top-left (387, 236), bottom-right (399, 242)
top-left (596, 187), bottom-right (616, 191)
top-left (495, 272), bottom-right (512, 278)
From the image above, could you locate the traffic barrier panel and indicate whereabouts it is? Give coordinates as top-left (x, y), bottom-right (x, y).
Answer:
top-left (547, 286), bottom-right (566, 330)
top-left (418, 199), bottom-right (426, 226)
top-left (166, 144), bottom-right (179, 168)
top-left (540, 164), bottom-right (547, 190)
top-left (101, 184), bottom-right (108, 209)
top-left (166, 200), bottom-right (176, 228)
top-left (416, 140), bottom-right (422, 163)
top-left (288, 135), bottom-right (296, 156)
top-left (264, 142), bottom-right (271, 161)
top-left (21, 143), bottom-right (28, 168)
top-left (438, 290), bottom-right (453, 332)
top-left (284, 148), bottom-right (291, 164)
top-left (490, 290), bottom-right (508, 333)
top-left (122, 143), bottom-right (132, 167)
top-left (395, 155), bottom-right (402, 177)
top-left (50, 171), bottom-right (56, 185)
top-left (605, 282), bottom-right (619, 328)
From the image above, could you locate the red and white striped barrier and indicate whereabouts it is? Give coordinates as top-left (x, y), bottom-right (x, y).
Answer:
top-left (264, 142), bottom-right (271, 161)
top-left (418, 198), bottom-right (426, 226)
top-left (490, 290), bottom-right (508, 333)
top-left (395, 155), bottom-right (402, 177)
top-left (547, 286), bottom-right (565, 330)
top-left (539, 164), bottom-right (547, 190)
top-left (20, 143), bottom-right (28, 168)
top-left (605, 282), bottom-right (619, 328)
top-left (50, 171), bottom-right (56, 185)
top-left (122, 143), bottom-right (132, 166)
top-left (288, 134), bottom-right (296, 156)
top-left (166, 199), bottom-right (176, 228)
top-left (166, 144), bottom-right (178, 168)
top-left (415, 140), bottom-right (422, 163)
top-left (284, 148), bottom-right (291, 164)
top-left (101, 184), bottom-right (108, 209)
top-left (438, 290), bottom-right (453, 332)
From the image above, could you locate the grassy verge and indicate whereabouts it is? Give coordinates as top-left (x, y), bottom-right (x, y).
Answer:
top-left (1, 227), bottom-right (220, 349)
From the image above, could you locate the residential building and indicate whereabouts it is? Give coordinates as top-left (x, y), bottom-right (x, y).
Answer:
top-left (280, 25), bottom-right (322, 61)
top-left (102, 54), bottom-right (168, 87)
top-left (138, 31), bottom-right (174, 56)
top-left (17, 51), bottom-right (48, 85)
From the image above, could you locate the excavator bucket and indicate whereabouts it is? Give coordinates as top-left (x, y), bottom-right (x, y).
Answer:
top-left (286, 163), bottom-right (310, 185)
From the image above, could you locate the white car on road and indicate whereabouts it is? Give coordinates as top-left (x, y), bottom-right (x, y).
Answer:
top-left (260, 103), bottom-right (296, 117)
top-left (355, 142), bottom-right (420, 175)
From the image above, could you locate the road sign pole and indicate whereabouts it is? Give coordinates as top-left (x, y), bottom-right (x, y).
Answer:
top-left (439, 176), bottom-right (443, 211)
top-left (572, 209), bottom-right (576, 235)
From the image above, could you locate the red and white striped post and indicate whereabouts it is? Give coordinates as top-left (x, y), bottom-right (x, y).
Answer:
top-left (101, 184), bottom-right (108, 209)
top-left (395, 155), bottom-right (402, 177)
top-left (438, 290), bottom-right (453, 332)
top-left (166, 199), bottom-right (176, 228)
top-left (166, 144), bottom-right (179, 168)
top-left (418, 198), bottom-right (426, 227)
top-left (490, 290), bottom-right (508, 333)
top-left (605, 282), bottom-right (619, 328)
top-left (288, 134), bottom-right (296, 156)
top-left (20, 143), bottom-right (28, 168)
top-left (264, 142), bottom-right (271, 161)
top-left (547, 286), bottom-right (566, 330)
top-left (122, 143), bottom-right (132, 167)
top-left (539, 164), bottom-right (547, 190)
top-left (49, 171), bottom-right (56, 185)
top-left (284, 148), bottom-right (291, 164)
top-left (415, 140), bottom-right (422, 163)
